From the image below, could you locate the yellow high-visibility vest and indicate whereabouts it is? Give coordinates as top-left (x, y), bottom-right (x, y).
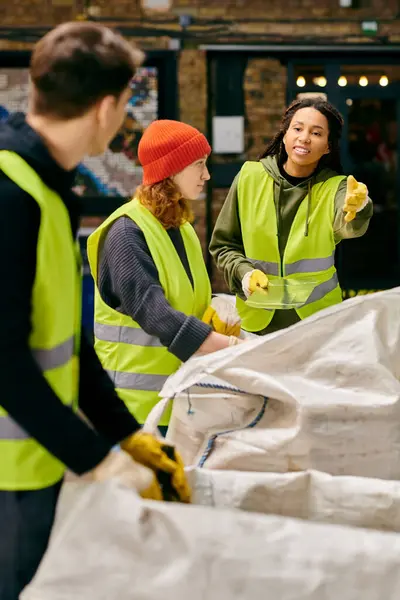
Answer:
top-left (236, 161), bottom-right (345, 332)
top-left (87, 198), bottom-right (211, 424)
top-left (0, 151), bottom-right (81, 490)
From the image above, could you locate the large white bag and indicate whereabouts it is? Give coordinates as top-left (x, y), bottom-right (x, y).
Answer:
top-left (20, 481), bottom-right (400, 600)
top-left (188, 467), bottom-right (400, 531)
top-left (148, 288), bottom-right (400, 477)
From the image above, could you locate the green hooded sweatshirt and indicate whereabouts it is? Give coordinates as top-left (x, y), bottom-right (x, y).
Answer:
top-left (209, 155), bottom-right (373, 335)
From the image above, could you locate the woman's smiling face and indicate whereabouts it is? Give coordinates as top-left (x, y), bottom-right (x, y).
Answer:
top-left (283, 106), bottom-right (330, 171)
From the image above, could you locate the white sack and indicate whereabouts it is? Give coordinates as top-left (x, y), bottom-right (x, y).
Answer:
top-left (152, 288), bottom-right (400, 477)
top-left (188, 467), bottom-right (400, 531)
top-left (21, 481), bottom-right (400, 600)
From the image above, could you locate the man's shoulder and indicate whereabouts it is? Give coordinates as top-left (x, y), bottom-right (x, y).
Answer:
top-left (0, 171), bottom-right (41, 221)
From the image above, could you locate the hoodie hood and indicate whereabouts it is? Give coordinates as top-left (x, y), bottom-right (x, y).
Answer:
top-left (0, 112), bottom-right (77, 196)
top-left (261, 154), bottom-right (338, 187)
top-left (259, 154), bottom-right (338, 246)
top-left (0, 112), bottom-right (80, 233)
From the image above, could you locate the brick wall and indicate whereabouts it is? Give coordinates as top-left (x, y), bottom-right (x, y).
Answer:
top-left (3, 0), bottom-right (393, 34)
top-left (244, 58), bottom-right (287, 161)
top-left (178, 49), bottom-right (207, 131)
top-left (2, 0), bottom-right (399, 45)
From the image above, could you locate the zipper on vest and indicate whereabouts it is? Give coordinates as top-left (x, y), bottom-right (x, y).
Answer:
top-left (304, 181), bottom-right (311, 237)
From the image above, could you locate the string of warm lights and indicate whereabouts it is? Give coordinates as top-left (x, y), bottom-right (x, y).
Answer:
top-left (296, 74), bottom-right (390, 88)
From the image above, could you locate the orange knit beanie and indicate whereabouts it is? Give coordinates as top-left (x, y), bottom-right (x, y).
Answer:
top-left (138, 119), bottom-right (211, 185)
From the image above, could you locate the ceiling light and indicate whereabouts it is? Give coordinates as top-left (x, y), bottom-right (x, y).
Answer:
top-left (296, 76), bottom-right (306, 88)
top-left (379, 75), bottom-right (389, 87)
top-left (359, 76), bottom-right (368, 87)
top-left (338, 76), bottom-right (347, 87)
top-left (312, 77), bottom-right (326, 87)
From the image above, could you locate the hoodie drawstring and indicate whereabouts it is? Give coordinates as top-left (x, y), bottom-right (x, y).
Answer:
top-left (276, 178), bottom-right (283, 239)
top-left (304, 181), bottom-right (311, 237)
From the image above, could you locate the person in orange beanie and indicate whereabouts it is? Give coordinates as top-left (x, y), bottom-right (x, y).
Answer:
top-left (87, 120), bottom-right (242, 435)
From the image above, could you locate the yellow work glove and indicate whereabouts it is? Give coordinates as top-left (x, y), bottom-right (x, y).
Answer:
top-left (202, 296), bottom-right (241, 337)
top-left (121, 432), bottom-right (191, 503)
top-left (343, 175), bottom-right (368, 223)
top-left (242, 269), bottom-right (269, 298)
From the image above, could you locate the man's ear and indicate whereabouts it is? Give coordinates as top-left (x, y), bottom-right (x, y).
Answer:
top-left (96, 95), bottom-right (116, 129)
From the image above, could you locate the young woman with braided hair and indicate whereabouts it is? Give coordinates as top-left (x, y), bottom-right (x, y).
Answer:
top-left (210, 97), bottom-right (373, 335)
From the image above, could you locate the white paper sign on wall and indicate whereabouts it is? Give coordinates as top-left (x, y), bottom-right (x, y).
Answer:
top-left (140, 0), bottom-right (172, 11)
top-left (212, 116), bottom-right (244, 154)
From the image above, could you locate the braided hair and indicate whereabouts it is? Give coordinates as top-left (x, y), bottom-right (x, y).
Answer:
top-left (259, 97), bottom-right (344, 174)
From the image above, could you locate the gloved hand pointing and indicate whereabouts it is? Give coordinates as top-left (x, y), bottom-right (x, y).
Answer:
top-left (343, 175), bottom-right (368, 223)
top-left (242, 269), bottom-right (269, 299)
top-left (202, 296), bottom-right (241, 337)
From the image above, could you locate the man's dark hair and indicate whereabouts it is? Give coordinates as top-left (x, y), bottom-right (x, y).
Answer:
top-left (259, 97), bottom-right (344, 174)
top-left (29, 22), bottom-right (144, 119)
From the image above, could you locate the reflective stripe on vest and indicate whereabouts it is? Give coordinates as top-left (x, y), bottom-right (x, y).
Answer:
top-left (33, 336), bottom-right (75, 371)
top-left (284, 252), bottom-right (335, 275)
top-left (106, 370), bottom-right (169, 391)
top-left (94, 323), bottom-right (163, 347)
top-left (95, 323), bottom-right (167, 391)
top-left (0, 336), bottom-right (76, 441)
top-left (0, 152), bottom-right (81, 491)
top-left (247, 259), bottom-right (280, 276)
top-left (87, 198), bottom-right (211, 425)
top-left (0, 417), bottom-right (29, 440)
top-left (247, 253), bottom-right (335, 277)
top-left (236, 161), bottom-right (344, 332)
top-left (302, 271), bottom-right (339, 306)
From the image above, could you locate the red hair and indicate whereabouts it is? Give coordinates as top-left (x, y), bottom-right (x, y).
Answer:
top-left (136, 178), bottom-right (193, 230)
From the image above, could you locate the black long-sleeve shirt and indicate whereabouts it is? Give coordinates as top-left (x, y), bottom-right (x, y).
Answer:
top-left (98, 217), bottom-right (212, 363)
top-left (0, 113), bottom-right (140, 476)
